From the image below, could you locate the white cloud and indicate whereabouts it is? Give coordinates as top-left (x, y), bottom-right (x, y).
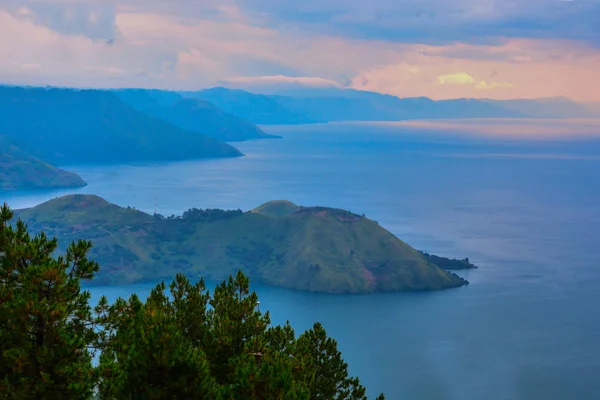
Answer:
top-left (437, 72), bottom-right (476, 85)
top-left (0, 4), bottom-right (599, 101)
top-left (436, 72), bottom-right (514, 90)
top-left (475, 81), bottom-right (514, 90)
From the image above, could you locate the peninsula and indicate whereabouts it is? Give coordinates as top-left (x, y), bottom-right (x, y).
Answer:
top-left (14, 195), bottom-right (474, 294)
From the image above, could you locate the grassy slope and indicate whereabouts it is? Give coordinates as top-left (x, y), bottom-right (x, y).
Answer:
top-left (252, 200), bottom-right (299, 217)
top-left (16, 195), bottom-right (470, 294)
top-left (0, 138), bottom-right (86, 190)
top-left (0, 86), bottom-right (242, 165)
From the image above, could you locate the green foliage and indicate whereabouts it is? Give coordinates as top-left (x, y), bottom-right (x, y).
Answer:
top-left (251, 200), bottom-right (299, 217)
top-left (1, 201), bottom-right (387, 398)
top-left (297, 323), bottom-right (367, 400)
top-left (94, 289), bottom-right (219, 399)
top-left (0, 203), bottom-right (98, 398)
top-left (419, 251), bottom-right (477, 270)
top-left (94, 271), bottom-right (382, 399)
top-left (18, 195), bottom-right (470, 294)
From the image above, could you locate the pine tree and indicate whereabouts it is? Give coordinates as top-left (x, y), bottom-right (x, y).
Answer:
top-left (204, 271), bottom-right (271, 386)
top-left (95, 284), bottom-right (220, 399)
top-left (1, 199), bottom-right (386, 399)
top-left (297, 323), bottom-right (367, 400)
top-left (0, 203), bottom-right (98, 399)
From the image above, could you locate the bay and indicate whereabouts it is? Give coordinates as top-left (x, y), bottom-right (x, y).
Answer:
top-left (3, 119), bottom-right (600, 399)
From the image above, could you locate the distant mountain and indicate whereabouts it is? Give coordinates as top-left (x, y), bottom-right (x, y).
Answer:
top-left (0, 136), bottom-right (86, 190)
top-left (115, 89), bottom-right (279, 142)
top-left (181, 87), bottom-right (323, 124)
top-left (181, 86), bottom-right (596, 124)
top-left (0, 86), bottom-right (242, 165)
top-left (481, 97), bottom-right (595, 119)
top-left (585, 103), bottom-right (600, 117)
top-left (15, 194), bottom-right (473, 294)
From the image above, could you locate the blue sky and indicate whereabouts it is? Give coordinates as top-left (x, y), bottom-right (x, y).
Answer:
top-left (1, 0), bottom-right (599, 101)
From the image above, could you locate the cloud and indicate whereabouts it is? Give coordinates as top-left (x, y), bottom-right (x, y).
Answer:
top-left (2, 1), bottom-right (117, 40)
top-left (436, 72), bottom-right (514, 91)
top-left (0, 1), bottom-right (599, 101)
top-left (437, 72), bottom-right (476, 85)
top-left (475, 81), bottom-right (514, 90)
top-left (239, 0), bottom-right (600, 46)
top-left (349, 39), bottom-right (600, 101)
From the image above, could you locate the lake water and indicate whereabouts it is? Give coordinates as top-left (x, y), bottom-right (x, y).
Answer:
top-left (3, 119), bottom-right (600, 399)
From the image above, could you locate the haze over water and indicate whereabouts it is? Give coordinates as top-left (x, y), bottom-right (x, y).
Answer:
top-left (3, 120), bottom-right (600, 399)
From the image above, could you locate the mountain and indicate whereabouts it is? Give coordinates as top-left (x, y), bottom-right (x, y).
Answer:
top-left (585, 102), bottom-right (600, 116)
top-left (0, 86), bottom-right (242, 165)
top-left (0, 137), bottom-right (86, 190)
top-left (480, 97), bottom-right (595, 118)
top-left (181, 87), bottom-right (323, 124)
top-left (14, 195), bottom-right (474, 294)
top-left (182, 86), bottom-right (597, 124)
top-left (115, 89), bottom-right (279, 142)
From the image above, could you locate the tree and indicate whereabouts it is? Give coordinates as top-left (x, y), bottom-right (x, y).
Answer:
top-left (95, 287), bottom-right (219, 399)
top-left (204, 271), bottom-right (271, 386)
top-left (1, 201), bottom-right (386, 399)
top-left (0, 203), bottom-right (98, 399)
top-left (296, 323), bottom-right (367, 400)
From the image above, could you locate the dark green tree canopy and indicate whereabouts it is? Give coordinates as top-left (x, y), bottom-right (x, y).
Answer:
top-left (0, 202), bottom-right (385, 399)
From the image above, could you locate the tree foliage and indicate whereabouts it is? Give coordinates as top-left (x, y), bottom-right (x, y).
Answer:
top-left (0, 202), bottom-right (385, 399)
top-left (0, 203), bottom-right (98, 399)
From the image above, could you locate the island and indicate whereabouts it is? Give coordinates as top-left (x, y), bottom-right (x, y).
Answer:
top-left (14, 195), bottom-right (475, 294)
top-left (0, 137), bottom-right (86, 190)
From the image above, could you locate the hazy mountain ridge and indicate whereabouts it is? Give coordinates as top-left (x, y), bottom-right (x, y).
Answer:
top-left (180, 86), bottom-right (598, 124)
top-left (181, 87), bottom-right (324, 124)
top-left (0, 85), bottom-right (242, 165)
top-left (15, 195), bottom-right (473, 294)
top-left (0, 136), bottom-right (86, 190)
top-left (114, 89), bottom-right (280, 142)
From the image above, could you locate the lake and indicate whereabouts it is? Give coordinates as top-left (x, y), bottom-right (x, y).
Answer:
top-left (3, 119), bottom-right (600, 399)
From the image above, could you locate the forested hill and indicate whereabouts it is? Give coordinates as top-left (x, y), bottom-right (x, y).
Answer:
top-left (114, 89), bottom-right (280, 142)
top-left (0, 85), bottom-right (242, 165)
top-left (0, 136), bottom-right (86, 190)
top-left (15, 195), bottom-right (473, 294)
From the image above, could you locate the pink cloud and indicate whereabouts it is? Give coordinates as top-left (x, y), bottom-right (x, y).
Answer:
top-left (350, 39), bottom-right (600, 102)
top-left (1, 5), bottom-right (599, 102)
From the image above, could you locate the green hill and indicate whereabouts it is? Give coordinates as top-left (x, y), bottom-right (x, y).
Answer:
top-left (0, 137), bottom-right (86, 190)
top-left (0, 86), bottom-right (242, 165)
top-left (15, 195), bottom-right (473, 294)
top-left (252, 200), bottom-right (300, 217)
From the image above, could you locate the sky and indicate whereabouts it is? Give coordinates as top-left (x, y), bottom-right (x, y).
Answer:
top-left (0, 0), bottom-right (599, 101)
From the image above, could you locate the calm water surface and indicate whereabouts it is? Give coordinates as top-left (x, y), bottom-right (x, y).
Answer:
top-left (3, 120), bottom-right (600, 399)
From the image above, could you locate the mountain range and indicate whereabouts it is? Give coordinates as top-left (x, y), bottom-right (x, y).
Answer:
top-left (2, 83), bottom-right (598, 191)
top-left (180, 86), bottom-right (599, 124)
top-left (113, 89), bottom-right (280, 142)
top-left (0, 86), bottom-right (243, 166)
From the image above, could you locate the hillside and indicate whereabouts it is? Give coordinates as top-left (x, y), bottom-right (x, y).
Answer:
top-left (179, 86), bottom-right (597, 124)
top-left (0, 86), bottom-right (242, 165)
top-left (115, 89), bottom-right (279, 142)
top-left (0, 137), bottom-right (86, 190)
top-left (15, 195), bottom-right (473, 294)
top-left (181, 87), bottom-right (323, 124)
